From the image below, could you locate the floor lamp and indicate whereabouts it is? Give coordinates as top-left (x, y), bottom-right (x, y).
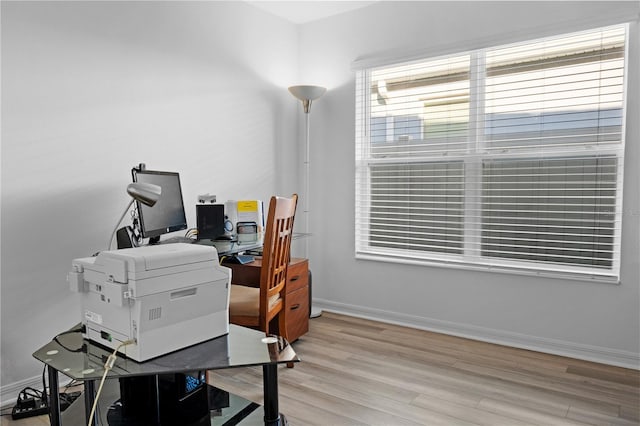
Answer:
top-left (289, 84), bottom-right (326, 318)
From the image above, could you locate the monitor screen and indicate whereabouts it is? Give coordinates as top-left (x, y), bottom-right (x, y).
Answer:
top-left (132, 168), bottom-right (187, 241)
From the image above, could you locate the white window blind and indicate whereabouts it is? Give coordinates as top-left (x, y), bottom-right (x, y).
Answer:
top-left (355, 25), bottom-right (627, 282)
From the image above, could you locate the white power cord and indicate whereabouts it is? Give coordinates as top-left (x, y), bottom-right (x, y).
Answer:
top-left (87, 340), bottom-right (135, 426)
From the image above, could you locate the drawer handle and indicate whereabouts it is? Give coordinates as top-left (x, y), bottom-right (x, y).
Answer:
top-left (290, 304), bottom-right (301, 310)
top-left (289, 275), bottom-right (301, 282)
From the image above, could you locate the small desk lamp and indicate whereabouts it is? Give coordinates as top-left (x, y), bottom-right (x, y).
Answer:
top-left (289, 84), bottom-right (326, 318)
top-left (108, 182), bottom-right (161, 250)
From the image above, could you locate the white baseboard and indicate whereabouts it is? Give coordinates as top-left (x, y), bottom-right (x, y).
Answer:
top-left (316, 299), bottom-right (640, 370)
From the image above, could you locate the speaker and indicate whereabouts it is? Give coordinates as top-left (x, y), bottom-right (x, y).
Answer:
top-left (196, 204), bottom-right (225, 241)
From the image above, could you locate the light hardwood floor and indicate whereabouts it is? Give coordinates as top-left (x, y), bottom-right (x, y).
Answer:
top-left (210, 312), bottom-right (639, 425)
top-left (3, 312), bottom-right (639, 425)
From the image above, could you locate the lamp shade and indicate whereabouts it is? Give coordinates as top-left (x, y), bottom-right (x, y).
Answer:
top-left (288, 85), bottom-right (326, 102)
top-left (289, 85), bottom-right (326, 114)
top-left (127, 182), bottom-right (161, 207)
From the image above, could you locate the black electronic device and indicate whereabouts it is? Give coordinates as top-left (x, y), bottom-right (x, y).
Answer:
top-left (11, 398), bottom-right (48, 420)
top-left (196, 204), bottom-right (225, 241)
top-left (116, 226), bottom-right (136, 249)
top-left (132, 168), bottom-right (188, 244)
top-left (116, 372), bottom-right (209, 425)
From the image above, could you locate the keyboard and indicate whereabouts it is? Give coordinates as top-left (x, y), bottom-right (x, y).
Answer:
top-left (222, 254), bottom-right (255, 264)
top-left (235, 254), bottom-right (255, 264)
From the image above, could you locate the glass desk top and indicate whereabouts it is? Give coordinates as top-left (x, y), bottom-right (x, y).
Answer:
top-left (194, 232), bottom-right (310, 256)
top-left (194, 239), bottom-right (263, 256)
top-left (33, 324), bottom-right (298, 381)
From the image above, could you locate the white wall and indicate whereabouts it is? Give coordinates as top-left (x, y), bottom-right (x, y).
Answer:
top-left (301, 1), bottom-right (640, 368)
top-left (1, 1), bottom-right (299, 396)
top-left (2, 0), bottom-right (638, 404)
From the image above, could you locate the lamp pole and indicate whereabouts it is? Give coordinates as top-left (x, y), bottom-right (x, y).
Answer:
top-left (288, 85), bottom-right (326, 318)
top-left (303, 110), bottom-right (311, 244)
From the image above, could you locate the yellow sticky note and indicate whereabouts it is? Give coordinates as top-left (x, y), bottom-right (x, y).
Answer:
top-left (237, 200), bottom-right (258, 212)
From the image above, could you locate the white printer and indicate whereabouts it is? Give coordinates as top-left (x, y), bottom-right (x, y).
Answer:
top-left (68, 243), bottom-right (230, 362)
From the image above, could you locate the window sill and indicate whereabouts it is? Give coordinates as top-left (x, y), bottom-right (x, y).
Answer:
top-left (355, 251), bottom-right (620, 285)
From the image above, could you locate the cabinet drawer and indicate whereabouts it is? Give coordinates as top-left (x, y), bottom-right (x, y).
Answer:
top-left (285, 286), bottom-right (309, 341)
top-left (286, 259), bottom-right (308, 293)
top-left (226, 257), bottom-right (308, 292)
top-left (226, 262), bottom-right (260, 286)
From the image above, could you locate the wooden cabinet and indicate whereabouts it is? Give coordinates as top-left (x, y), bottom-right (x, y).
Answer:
top-left (223, 257), bottom-right (309, 342)
top-left (283, 259), bottom-right (310, 342)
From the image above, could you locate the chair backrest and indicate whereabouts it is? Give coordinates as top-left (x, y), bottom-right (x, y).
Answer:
top-left (259, 194), bottom-right (298, 327)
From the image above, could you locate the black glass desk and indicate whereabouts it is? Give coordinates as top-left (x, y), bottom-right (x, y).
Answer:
top-left (33, 325), bottom-right (298, 425)
top-left (194, 233), bottom-right (310, 257)
top-left (194, 239), bottom-right (263, 257)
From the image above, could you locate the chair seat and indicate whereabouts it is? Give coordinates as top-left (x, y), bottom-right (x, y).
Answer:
top-left (229, 284), bottom-right (281, 317)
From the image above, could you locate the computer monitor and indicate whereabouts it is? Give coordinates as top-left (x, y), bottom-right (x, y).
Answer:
top-left (132, 168), bottom-right (187, 244)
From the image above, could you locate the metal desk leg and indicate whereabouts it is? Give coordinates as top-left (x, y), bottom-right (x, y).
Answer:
top-left (47, 366), bottom-right (61, 426)
top-left (262, 364), bottom-right (280, 425)
top-left (84, 379), bottom-right (97, 426)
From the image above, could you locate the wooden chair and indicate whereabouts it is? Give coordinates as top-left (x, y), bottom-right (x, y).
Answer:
top-left (228, 194), bottom-right (298, 340)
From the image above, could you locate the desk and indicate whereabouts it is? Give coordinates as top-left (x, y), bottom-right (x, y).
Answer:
top-left (194, 239), bottom-right (262, 257)
top-left (223, 258), bottom-right (309, 342)
top-left (194, 232), bottom-right (310, 257)
top-left (33, 325), bottom-right (298, 425)
top-left (199, 239), bottom-right (311, 342)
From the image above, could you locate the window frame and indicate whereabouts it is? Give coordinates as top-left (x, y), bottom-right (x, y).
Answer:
top-left (354, 24), bottom-right (629, 284)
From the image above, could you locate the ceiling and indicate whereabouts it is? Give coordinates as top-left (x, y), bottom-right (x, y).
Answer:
top-left (246, 1), bottom-right (378, 24)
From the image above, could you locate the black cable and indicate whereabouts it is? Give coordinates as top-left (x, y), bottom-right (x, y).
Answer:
top-left (55, 325), bottom-right (84, 337)
top-left (10, 332), bottom-right (84, 422)
top-left (12, 369), bottom-right (82, 421)
top-left (18, 387), bottom-right (44, 400)
top-left (11, 386), bottom-right (46, 420)
top-left (52, 325), bottom-right (86, 353)
top-left (63, 379), bottom-right (80, 392)
top-left (52, 337), bottom-right (86, 353)
top-left (10, 365), bottom-right (48, 415)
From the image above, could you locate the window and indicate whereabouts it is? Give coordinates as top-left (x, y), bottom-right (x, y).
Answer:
top-left (355, 25), bottom-right (628, 282)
